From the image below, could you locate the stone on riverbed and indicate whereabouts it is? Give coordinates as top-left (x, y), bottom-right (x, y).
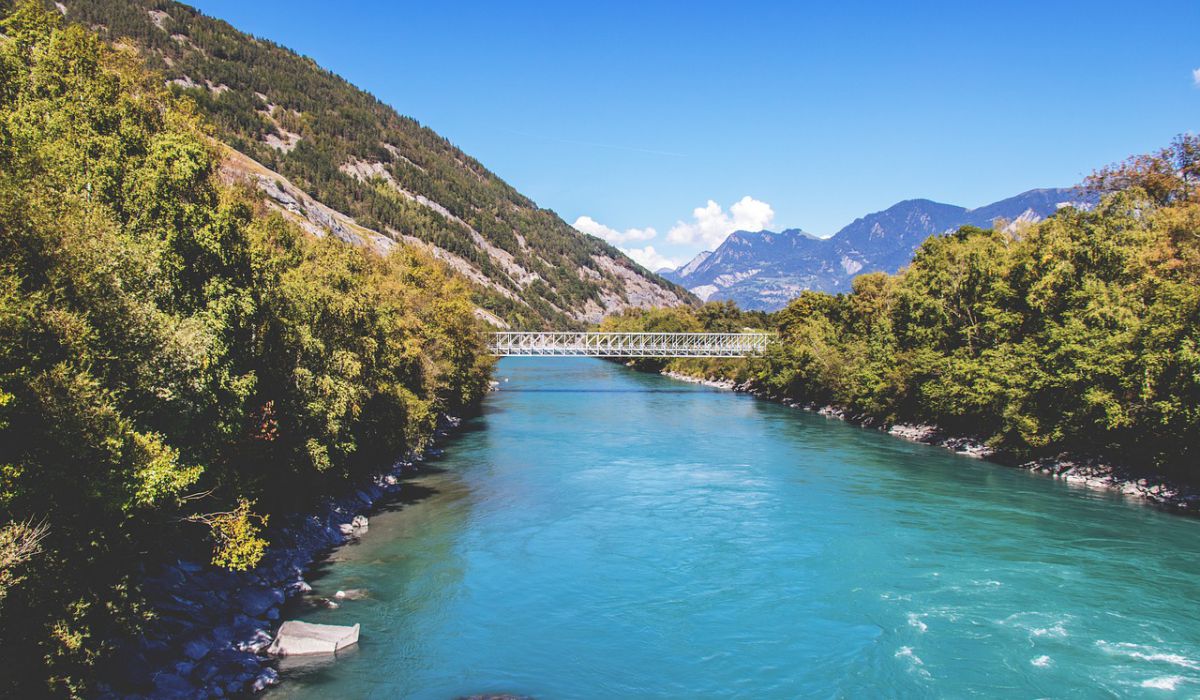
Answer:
top-left (337, 515), bottom-right (369, 537)
top-left (251, 667), bottom-right (279, 692)
top-left (334, 588), bottom-right (368, 601)
top-left (267, 620), bottom-right (360, 656)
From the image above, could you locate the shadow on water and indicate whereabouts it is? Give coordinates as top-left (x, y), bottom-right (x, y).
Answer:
top-left (282, 464), bottom-right (456, 607)
top-left (478, 402), bottom-right (507, 417)
top-left (432, 412), bottom-right (492, 436)
top-left (290, 406), bottom-right (492, 593)
top-left (372, 481), bottom-right (441, 515)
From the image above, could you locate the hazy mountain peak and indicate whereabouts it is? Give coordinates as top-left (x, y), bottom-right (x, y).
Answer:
top-left (675, 188), bottom-right (1086, 310)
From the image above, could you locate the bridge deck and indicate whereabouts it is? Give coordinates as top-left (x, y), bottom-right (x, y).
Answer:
top-left (489, 331), bottom-right (771, 358)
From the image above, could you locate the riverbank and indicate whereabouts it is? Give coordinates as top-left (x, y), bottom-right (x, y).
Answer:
top-left (98, 414), bottom-right (470, 700)
top-left (661, 370), bottom-right (1200, 515)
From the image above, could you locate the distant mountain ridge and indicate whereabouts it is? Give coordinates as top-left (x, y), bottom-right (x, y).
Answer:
top-left (663, 188), bottom-right (1089, 310)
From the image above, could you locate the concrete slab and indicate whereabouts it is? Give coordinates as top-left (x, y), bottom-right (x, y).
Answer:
top-left (267, 620), bottom-right (360, 656)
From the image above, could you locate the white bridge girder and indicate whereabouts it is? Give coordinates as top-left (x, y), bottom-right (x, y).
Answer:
top-left (488, 332), bottom-right (772, 358)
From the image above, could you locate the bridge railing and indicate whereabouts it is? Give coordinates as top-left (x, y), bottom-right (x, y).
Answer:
top-left (488, 331), bottom-right (773, 358)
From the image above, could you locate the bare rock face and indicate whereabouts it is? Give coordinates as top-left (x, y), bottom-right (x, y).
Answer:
top-left (267, 621), bottom-right (360, 656)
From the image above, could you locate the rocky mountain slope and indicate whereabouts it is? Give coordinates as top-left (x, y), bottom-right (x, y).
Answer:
top-left (664, 188), bottom-right (1089, 310)
top-left (61, 0), bottom-right (692, 327)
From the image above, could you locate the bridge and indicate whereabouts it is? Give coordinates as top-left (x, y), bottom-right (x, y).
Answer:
top-left (488, 332), bottom-right (772, 358)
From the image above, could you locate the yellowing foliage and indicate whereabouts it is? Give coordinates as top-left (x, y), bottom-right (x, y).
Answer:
top-left (0, 3), bottom-right (492, 695)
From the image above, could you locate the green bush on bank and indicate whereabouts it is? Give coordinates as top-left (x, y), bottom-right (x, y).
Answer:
top-left (0, 3), bottom-right (491, 695)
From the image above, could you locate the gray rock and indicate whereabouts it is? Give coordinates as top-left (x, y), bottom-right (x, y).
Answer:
top-left (236, 629), bottom-right (273, 654)
top-left (151, 672), bottom-right (193, 697)
top-left (183, 639), bottom-right (210, 661)
top-left (289, 578), bottom-right (313, 595)
top-left (250, 667), bottom-right (279, 693)
top-left (267, 620), bottom-right (360, 656)
top-left (238, 588), bottom-right (283, 617)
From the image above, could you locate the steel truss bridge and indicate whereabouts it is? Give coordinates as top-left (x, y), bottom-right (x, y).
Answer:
top-left (488, 331), bottom-right (772, 358)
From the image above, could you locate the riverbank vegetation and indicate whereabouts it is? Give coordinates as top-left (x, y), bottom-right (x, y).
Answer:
top-left (0, 4), bottom-right (491, 695)
top-left (626, 135), bottom-right (1200, 483)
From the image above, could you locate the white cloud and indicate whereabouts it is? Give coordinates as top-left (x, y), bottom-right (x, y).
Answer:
top-left (1194, 67), bottom-right (1200, 86)
top-left (620, 245), bottom-right (680, 271)
top-left (730, 196), bottom-right (775, 231)
top-left (665, 195), bottom-right (775, 248)
top-left (572, 215), bottom-right (657, 245)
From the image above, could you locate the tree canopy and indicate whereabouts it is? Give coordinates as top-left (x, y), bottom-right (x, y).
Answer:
top-left (0, 3), bottom-right (492, 694)
top-left (632, 135), bottom-right (1200, 481)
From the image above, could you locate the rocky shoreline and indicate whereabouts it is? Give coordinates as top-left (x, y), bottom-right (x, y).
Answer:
top-left (97, 415), bottom-right (467, 700)
top-left (662, 371), bottom-right (1200, 514)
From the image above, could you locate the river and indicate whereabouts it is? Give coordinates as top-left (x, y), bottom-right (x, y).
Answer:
top-left (269, 358), bottom-right (1200, 698)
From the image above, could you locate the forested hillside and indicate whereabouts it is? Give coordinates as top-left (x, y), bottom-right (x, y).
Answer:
top-left (0, 3), bottom-right (492, 694)
top-left (54, 0), bottom-right (692, 327)
top-left (622, 136), bottom-right (1200, 482)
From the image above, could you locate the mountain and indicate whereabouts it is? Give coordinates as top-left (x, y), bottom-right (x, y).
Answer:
top-left (661, 250), bottom-right (714, 284)
top-left (668, 188), bottom-right (1088, 310)
top-left (59, 0), bottom-right (692, 328)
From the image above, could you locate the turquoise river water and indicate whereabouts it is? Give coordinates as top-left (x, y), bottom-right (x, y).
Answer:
top-left (270, 358), bottom-right (1200, 698)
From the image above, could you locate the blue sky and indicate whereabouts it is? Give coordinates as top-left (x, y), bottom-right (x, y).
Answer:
top-left (190, 0), bottom-right (1199, 270)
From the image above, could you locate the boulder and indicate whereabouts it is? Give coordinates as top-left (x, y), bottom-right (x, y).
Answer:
top-left (235, 629), bottom-right (273, 654)
top-left (151, 671), bottom-right (194, 698)
top-left (267, 620), bottom-right (360, 656)
top-left (339, 515), bottom-right (369, 537)
top-left (250, 667), bottom-right (279, 693)
top-left (288, 578), bottom-right (313, 595)
top-left (237, 588), bottom-right (283, 617)
top-left (183, 638), bottom-right (211, 661)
